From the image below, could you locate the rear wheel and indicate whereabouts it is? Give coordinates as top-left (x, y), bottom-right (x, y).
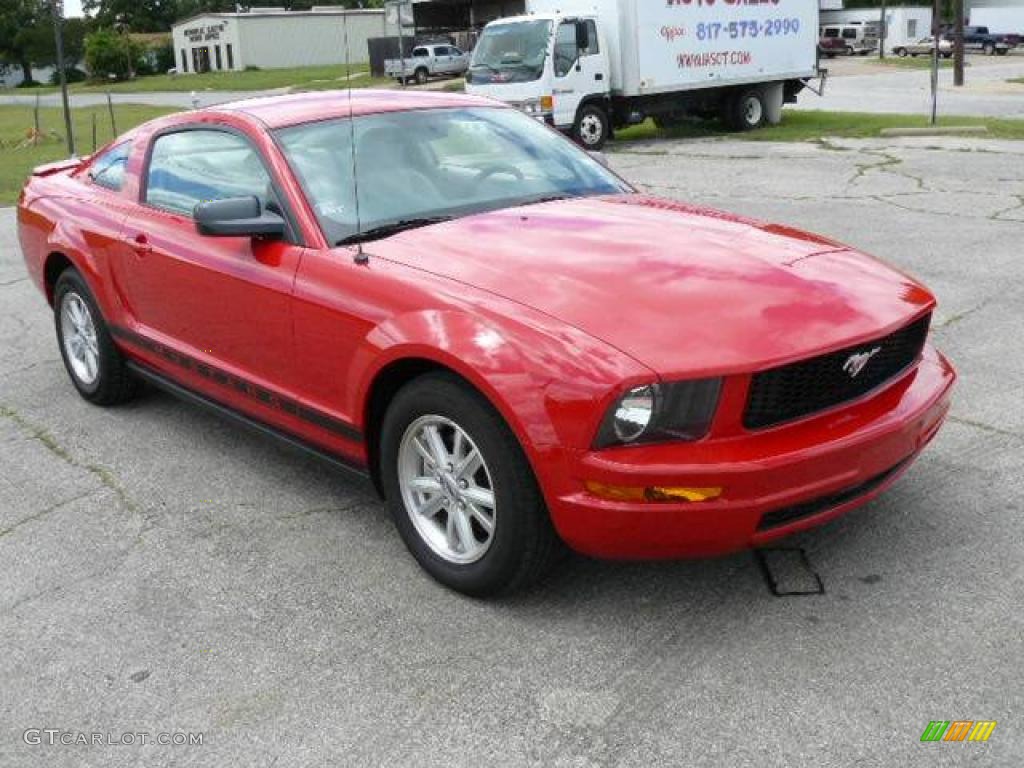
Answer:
top-left (573, 103), bottom-right (610, 150)
top-left (380, 373), bottom-right (561, 596)
top-left (54, 268), bottom-right (138, 405)
top-left (895, 47), bottom-right (908, 57)
top-left (723, 88), bottom-right (766, 131)
top-left (414, 67), bottom-right (428, 85)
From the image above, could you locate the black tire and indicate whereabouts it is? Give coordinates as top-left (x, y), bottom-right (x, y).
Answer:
top-left (942, 52), bottom-right (953, 59)
top-left (996, 48), bottom-right (1008, 56)
top-left (895, 47), bottom-right (907, 57)
top-left (380, 373), bottom-right (561, 597)
top-left (722, 88), bottom-right (766, 131)
top-left (414, 67), bottom-right (428, 85)
top-left (573, 103), bottom-right (610, 150)
top-left (53, 268), bottom-right (138, 406)
top-left (844, 45), bottom-right (854, 56)
top-left (984, 43), bottom-right (995, 55)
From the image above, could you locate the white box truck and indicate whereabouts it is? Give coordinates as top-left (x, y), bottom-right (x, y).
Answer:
top-left (465, 0), bottom-right (821, 149)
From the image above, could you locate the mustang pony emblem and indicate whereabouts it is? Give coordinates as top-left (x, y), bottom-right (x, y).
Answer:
top-left (843, 347), bottom-right (882, 378)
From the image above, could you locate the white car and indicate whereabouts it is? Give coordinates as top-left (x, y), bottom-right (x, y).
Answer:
top-left (893, 37), bottom-right (954, 59)
top-left (385, 44), bottom-right (470, 84)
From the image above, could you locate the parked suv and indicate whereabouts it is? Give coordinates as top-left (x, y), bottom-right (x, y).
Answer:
top-left (819, 23), bottom-right (880, 56)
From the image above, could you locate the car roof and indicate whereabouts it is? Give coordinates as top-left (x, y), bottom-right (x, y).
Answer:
top-left (209, 89), bottom-right (504, 129)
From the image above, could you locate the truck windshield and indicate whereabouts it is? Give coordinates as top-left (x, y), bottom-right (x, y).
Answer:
top-left (275, 106), bottom-right (629, 246)
top-left (468, 20), bottom-right (552, 84)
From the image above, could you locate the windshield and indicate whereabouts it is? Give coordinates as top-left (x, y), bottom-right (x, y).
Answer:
top-left (276, 107), bottom-right (630, 246)
top-left (468, 20), bottom-right (552, 84)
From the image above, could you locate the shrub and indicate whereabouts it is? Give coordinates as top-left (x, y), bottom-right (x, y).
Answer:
top-left (84, 29), bottom-right (146, 81)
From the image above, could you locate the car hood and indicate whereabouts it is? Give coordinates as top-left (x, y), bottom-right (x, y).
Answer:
top-left (376, 195), bottom-right (935, 377)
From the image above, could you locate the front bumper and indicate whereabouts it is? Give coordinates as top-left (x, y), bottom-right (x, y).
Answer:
top-left (547, 345), bottom-right (955, 559)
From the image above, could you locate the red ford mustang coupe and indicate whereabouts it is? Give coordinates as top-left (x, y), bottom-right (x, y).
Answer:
top-left (18, 91), bottom-right (954, 595)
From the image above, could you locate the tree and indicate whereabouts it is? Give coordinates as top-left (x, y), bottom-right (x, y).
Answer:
top-left (82, 0), bottom-right (178, 32)
top-left (85, 26), bottom-right (145, 79)
top-left (0, 0), bottom-right (40, 83)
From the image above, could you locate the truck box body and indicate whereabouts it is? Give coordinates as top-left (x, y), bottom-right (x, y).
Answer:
top-left (526, 0), bottom-right (818, 97)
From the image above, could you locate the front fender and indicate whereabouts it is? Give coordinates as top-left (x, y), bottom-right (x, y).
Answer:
top-left (351, 305), bottom-right (652, 471)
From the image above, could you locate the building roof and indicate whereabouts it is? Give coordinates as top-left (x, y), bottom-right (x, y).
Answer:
top-left (210, 89), bottom-right (503, 129)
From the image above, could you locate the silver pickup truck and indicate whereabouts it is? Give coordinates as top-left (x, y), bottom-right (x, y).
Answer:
top-left (385, 44), bottom-right (470, 85)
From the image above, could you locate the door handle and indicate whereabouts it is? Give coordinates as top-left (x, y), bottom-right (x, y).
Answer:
top-left (128, 234), bottom-right (152, 255)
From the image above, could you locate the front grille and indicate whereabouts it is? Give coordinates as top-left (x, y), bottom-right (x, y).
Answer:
top-left (744, 314), bottom-right (930, 430)
top-left (756, 459), bottom-right (910, 531)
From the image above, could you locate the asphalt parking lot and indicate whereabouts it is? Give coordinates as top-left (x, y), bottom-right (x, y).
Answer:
top-left (2, 134), bottom-right (1022, 767)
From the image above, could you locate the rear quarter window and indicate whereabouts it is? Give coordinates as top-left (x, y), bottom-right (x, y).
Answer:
top-left (88, 142), bottom-right (131, 191)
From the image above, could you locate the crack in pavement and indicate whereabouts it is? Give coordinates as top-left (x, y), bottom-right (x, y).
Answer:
top-left (949, 415), bottom-right (1024, 440)
top-left (0, 403), bottom-right (144, 518)
top-left (0, 488), bottom-right (99, 539)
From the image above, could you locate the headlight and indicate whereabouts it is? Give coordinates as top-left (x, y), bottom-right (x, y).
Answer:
top-left (594, 379), bottom-right (722, 448)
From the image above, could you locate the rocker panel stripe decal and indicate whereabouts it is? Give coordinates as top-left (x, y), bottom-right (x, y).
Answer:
top-left (110, 326), bottom-right (363, 443)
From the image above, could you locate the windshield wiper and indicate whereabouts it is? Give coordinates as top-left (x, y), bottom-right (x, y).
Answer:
top-left (337, 216), bottom-right (453, 246)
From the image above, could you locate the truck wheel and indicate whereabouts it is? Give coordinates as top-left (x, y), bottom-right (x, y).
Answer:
top-left (574, 104), bottom-right (609, 150)
top-left (984, 42), bottom-right (995, 55)
top-left (996, 48), bottom-right (1008, 56)
top-left (414, 67), bottom-right (429, 84)
top-left (724, 88), bottom-right (766, 131)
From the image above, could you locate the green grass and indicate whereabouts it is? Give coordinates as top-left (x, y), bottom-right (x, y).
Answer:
top-left (1010, 77), bottom-right (1024, 85)
top-left (614, 110), bottom-right (1024, 144)
top-left (876, 56), bottom-right (955, 69)
top-left (0, 104), bottom-right (176, 204)
top-left (4, 64), bottom-right (379, 95)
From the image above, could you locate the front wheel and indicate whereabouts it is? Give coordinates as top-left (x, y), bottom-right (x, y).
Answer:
top-left (381, 373), bottom-right (561, 596)
top-left (895, 48), bottom-right (908, 57)
top-left (984, 43), bottom-right (995, 55)
top-left (54, 268), bottom-right (138, 405)
top-left (573, 103), bottom-right (610, 150)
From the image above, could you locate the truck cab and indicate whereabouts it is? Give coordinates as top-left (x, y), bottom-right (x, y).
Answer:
top-left (466, 14), bottom-right (612, 149)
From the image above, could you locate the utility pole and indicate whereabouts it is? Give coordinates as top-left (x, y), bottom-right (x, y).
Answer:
top-left (879, 0), bottom-right (887, 60)
top-left (50, 0), bottom-right (75, 156)
top-left (953, 0), bottom-right (965, 86)
top-left (930, 0), bottom-right (941, 124)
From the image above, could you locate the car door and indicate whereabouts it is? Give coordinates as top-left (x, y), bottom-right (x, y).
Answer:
top-left (114, 126), bottom-right (304, 406)
top-left (551, 19), bottom-right (605, 130)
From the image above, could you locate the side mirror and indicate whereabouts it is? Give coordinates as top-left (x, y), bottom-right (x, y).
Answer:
top-left (575, 20), bottom-right (590, 51)
top-left (588, 150), bottom-right (609, 168)
top-left (194, 196), bottom-right (285, 238)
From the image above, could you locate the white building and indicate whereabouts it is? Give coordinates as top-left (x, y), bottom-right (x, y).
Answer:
top-left (170, 9), bottom-right (389, 74)
top-left (968, 0), bottom-right (1024, 33)
top-left (821, 6), bottom-right (934, 54)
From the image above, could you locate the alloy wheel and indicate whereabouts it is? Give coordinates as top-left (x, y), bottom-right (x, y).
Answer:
top-left (60, 291), bottom-right (100, 386)
top-left (398, 414), bottom-right (497, 564)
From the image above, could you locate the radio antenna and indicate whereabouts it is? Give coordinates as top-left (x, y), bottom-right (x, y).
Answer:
top-left (342, 10), bottom-right (367, 264)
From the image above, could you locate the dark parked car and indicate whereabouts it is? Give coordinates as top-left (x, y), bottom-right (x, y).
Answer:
top-left (959, 26), bottom-right (1012, 55)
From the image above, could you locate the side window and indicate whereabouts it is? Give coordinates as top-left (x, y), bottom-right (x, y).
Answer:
top-left (842, 29), bottom-right (857, 40)
top-left (582, 20), bottom-right (599, 55)
top-left (554, 22), bottom-right (578, 77)
top-left (450, 47), bottom-right (463, 57)
top-left (412, 47), bottom-right (429, 58)
top-left (824, 28), bottom-right (839, 39)
top-left (145, 129), bottom-right (272, 217)
top-left (88, 141), bottom-right (131, 191)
